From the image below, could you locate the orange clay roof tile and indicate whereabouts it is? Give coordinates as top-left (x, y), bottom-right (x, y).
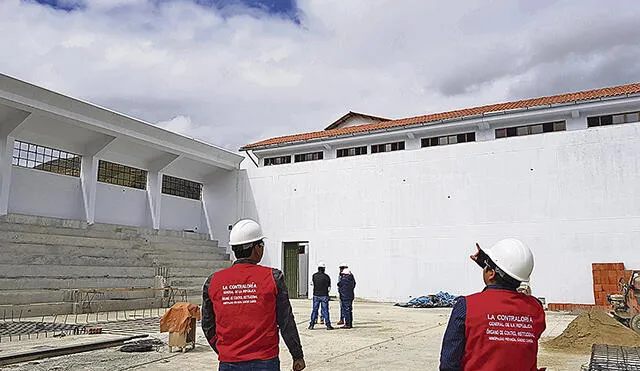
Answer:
top-left (241, 82), bottom-right (640, 150)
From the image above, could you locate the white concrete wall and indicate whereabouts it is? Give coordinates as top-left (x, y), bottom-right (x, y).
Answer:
top-left (159, 194), bottom-right (206, 232)
top-left (94, 182), bottom-right (150, 227)
top-left (8, 167), bottom-right (84, 220)
top-left (203, 168), bottom-right (239, 249)
top-left (240, 123), bottom-right (640, 304)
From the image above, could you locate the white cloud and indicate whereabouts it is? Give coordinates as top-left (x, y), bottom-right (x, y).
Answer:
top-left (1, 0), bottom-right (639, 151)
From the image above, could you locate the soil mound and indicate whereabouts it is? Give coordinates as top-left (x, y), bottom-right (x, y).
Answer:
top-left (545, 310), bottom-right (640, 353)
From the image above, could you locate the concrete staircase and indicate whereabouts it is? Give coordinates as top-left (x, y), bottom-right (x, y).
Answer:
top-left (0, 214), bottom-right (231, 317)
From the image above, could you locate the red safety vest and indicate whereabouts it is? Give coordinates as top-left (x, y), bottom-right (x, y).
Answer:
top-left (208, 264), bottom-right (279, 362)
top-left (462, 289), bottom-right (546, 371)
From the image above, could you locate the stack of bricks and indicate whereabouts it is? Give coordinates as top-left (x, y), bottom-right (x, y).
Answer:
top-left (547, 303), bottom-right (604, 311)
top-left (592, 262), bottom-right (630, 306)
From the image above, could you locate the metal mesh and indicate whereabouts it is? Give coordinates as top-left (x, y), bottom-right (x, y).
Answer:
top-left (588, 344), bottom-right (640, 370)
top-left (0, 321), bottom-right (85, 340)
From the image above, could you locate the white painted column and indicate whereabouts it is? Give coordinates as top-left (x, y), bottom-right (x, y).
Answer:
top-left (80, 156), bottom-right (98, 224)
top-left (404, 132), bottom-right (421, 150)
top-left (476, 122), bottom-right (494, 141)
top-left (147, 170), bottom-right (163, 230)
top-left (0, 135), bottom-right (15, 215)
top-left (80, 136), bottom-right (117, 225)
top-left (146, 154), bottom-right (180, 230)
top-left (0, 111), bottom-right (30, 216)
top-left (566, 110), bottom-right (587, 131)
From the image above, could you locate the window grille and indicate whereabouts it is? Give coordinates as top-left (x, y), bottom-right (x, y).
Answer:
top-left (162, 175), bottom-right (202, 200)
top-left (337, 146), bottom-right (367, 157)
top-left (264, 156), bottom-right (292, 166)
top-left (371, 141), bottom-right (405, 153)
top-left (97, 160), bottom-right (147, 190)
top-left (421, 132), bottom-right (476, 147)
top-left (495, 121), bottom-right (566, 138)
top-left (12, 140), bottom-right (81, 177)
top-left (294, 151), bottom-right (323, 163)
top-left (588, 111), bottom-right (640, 127)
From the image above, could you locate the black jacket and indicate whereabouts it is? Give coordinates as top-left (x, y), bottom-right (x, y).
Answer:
top-left (312, 271), bottom-right (331, 296)
top-left (201, 260), bottom-right (304, 360)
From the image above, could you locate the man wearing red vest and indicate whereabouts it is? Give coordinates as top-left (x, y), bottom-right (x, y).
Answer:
top-left (439, 238), bottom-right (546, 371)
top-left (202, 219), bottom-right (305, 371)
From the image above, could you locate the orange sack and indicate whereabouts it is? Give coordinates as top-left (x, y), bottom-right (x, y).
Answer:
top-left (160, 302), bottom-right (202, 334)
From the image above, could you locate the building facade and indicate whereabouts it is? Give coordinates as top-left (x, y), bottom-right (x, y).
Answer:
top-left (0, 73), bottom-right (243, 247)
top-left (240, 83), bottom-right (640, 305)
top-left (2, 72), bottom-right (639, 306)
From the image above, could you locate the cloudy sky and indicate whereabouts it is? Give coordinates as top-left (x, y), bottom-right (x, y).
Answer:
top-left (1, 0), bottom-right (638, 150)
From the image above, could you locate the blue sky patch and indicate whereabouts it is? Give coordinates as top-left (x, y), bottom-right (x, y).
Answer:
top-left (30, 0), bottom-right (299, 21)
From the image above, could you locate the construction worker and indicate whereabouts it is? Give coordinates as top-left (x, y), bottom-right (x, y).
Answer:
top-left (309, 262), bottom-right (334, 330)
top-left (337, 262), bottom-right (349, 325)
top-left (439, 238), bottom-right (546, 371)
top-left (337, 268), bottom-right (356, 329)
top-left (202, 219), bottom-right (305, 371)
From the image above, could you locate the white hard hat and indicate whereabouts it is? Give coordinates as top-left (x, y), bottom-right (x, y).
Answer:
top-left (483, 238), bottom-right (534, 282)
top-left (341, 268), bottom-right (351, 275)
top-left (229, 219), bottom-right (264, 246)
top-left (318, 262), bottom-right (326, 268)
top-left (339, 262), bottom-right (348, 268)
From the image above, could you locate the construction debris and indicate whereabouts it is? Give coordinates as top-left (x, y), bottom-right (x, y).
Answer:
top-left (118, 338), bottom-right (165, 353)
top-left (545, 310), bottom-right (640, 353)
top-left (394, 292), bottom-right (458, 308)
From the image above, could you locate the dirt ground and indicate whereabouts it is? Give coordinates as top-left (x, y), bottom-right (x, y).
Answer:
top-left (1, 299), bottom-right (591, 370)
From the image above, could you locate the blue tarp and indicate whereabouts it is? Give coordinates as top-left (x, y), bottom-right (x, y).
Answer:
top-left (394, 291), bottom-right (459, 308)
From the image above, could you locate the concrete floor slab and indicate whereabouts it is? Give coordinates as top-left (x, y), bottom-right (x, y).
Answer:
top-left (1, 299), bottom-right (591, 370)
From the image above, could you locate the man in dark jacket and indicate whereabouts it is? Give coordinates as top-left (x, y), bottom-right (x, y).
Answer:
top-left (337, 268), bottom-right (356, 329)
top-left (309, 262), bottom-right (333, 330)
top-left (202, 219), bottom-right (305, 371)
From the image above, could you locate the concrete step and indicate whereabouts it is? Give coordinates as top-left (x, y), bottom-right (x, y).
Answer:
top-left (147, 250), bottom-right (230, 262)
top-left (0, 264), bottom-right (156, 279)
top-left (0, 289), bottom-right (67, 305)
top-left (0, 242), bottom-right (229, 261)
top-left (0, 231), bottom-right (141, 249)
top-left (170, 276), bottom-right (216, 288)
top-left (0, 222), bottom-right (219, 247)
top-left (0, 276), bottom-right (155, 290)
top-left (0, 213), bottom-right (210, 240)
top-left (76, 297), bottom-right (172, 314)
top-left (154, 259), bottom-right (231, 269)
top-left (170, 265), bottom-right (229, 278)
top-left (0, 243), bottom-right (150, 259)
top-left (0, 302), bottom-right (74, 318)
top-left (0, 253), bottom-right (153, 267)
top-left (0, 288), bottom-right (167, 305)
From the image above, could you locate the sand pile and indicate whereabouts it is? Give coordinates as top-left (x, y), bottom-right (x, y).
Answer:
top-left (545, 310), bottom-right (640, 353)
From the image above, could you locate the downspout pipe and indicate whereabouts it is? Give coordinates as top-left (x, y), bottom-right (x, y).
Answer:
top-left (243, 150), bottom-right (259, 167)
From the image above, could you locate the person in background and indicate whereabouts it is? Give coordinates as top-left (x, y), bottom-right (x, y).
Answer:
top-left (439, 238), bottom-right (546, 371)
top-left (309, 262), bottom-right (334, 330)
top-left (337, 268), bottom-right (356, 329)
top-left (337, 262), bottom-right (350, 325)
top-left (202, 219), bottom-right (305, 371)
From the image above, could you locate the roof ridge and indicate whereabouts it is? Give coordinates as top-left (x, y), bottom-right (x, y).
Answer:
top-left (241, 81), bottom-right (640, 150)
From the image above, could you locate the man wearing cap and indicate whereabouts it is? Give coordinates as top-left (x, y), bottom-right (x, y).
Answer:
top-left (309, 262), bottom-right (334, 330)
top-left (337, 268), bottom-right (356, 329)
top-left (336, 262), bottom-right (349, 325)
top-left (439, 238), bottom-right (546, 371)
top-left (202, 219), bottom-right (305, 371)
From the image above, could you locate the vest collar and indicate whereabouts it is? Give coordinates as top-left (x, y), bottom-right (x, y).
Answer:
top-left (233, 259), bottom-right (258, 265)
top-left (483, 284), bottom-right (517, 292)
